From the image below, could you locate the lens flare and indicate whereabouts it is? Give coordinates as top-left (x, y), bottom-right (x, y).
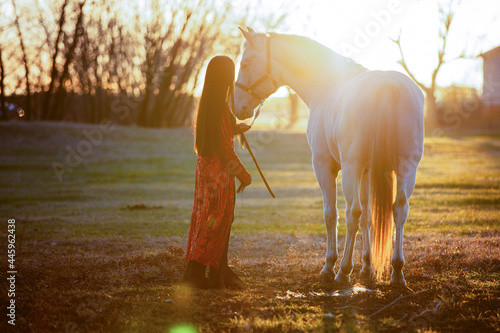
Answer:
top-left (168, 324), bottom-right (197, 333)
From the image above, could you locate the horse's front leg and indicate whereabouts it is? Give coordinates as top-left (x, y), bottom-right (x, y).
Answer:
top-left (313, 156), bottom-right (340, 281)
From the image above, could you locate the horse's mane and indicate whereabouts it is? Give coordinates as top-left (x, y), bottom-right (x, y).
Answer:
top-left (269, 33), bottom-right (366, 84)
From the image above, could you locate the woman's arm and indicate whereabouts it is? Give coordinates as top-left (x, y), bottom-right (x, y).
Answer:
top-left (220, 111), bottom-right (251, 186)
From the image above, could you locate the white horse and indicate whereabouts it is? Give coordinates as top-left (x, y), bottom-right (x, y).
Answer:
top-left (234, 28), bottom-right (424, 286)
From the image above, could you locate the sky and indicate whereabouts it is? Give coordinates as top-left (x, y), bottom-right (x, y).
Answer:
top-left (258, 0), bottom-right (500, 97)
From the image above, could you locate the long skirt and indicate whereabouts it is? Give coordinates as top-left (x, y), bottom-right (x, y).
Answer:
top-left (185, 156), bottom-right (235, 268)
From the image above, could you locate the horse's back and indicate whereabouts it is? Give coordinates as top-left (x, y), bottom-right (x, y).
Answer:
top-left (331, 70), bottom-right (424, 168)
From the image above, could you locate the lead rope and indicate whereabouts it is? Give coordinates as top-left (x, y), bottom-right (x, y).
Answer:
top-left (231, 97), bottom-right (275, 201)
top-left (249, 100), bottom-right (264, 128)
top-left (238, 99), bottom-right (261, 197)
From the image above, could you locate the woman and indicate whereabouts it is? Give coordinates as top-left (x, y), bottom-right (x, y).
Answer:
top-left (183, 55), bottom-right (251, 289)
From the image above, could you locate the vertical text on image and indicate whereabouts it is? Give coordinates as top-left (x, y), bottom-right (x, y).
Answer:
top-left (7, 218), bottom-right (17, 326)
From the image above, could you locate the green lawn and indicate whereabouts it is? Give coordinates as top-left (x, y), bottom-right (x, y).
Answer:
top-left (0, 121), bottom-right (499, 332)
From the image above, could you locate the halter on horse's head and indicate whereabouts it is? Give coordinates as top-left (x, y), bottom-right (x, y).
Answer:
top-left (234, 27), bottom-right (280, 121)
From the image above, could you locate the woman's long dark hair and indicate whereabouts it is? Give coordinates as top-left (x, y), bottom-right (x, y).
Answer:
top-left (194, 55), bottom-right (236, 157)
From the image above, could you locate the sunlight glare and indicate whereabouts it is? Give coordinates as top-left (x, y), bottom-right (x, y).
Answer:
top-left (283, 0), bottom-right (500, 89)
top-left (168, 324), bottom-right (197, 333)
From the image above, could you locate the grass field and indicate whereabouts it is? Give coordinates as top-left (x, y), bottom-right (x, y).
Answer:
top-left (0, 121), bottom-right (499, 332)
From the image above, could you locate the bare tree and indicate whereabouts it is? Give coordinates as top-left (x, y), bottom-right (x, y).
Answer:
top-left (74, 0), bottom-right (143, 124)
top-left (74, 0), bottom-right (107, 123)
top-left (0, 1), bottom-right (18, 120)
top-left (393, 0), bottom-right (461, 127)
top-left (11, 0), bottom-right (32, 120)
top-left (42, 0), bottom-right (70, 120)
top-left (148, 8), bottom-right (193, 127)
top-left (30, 0), bottom-right (60, 118)
top-left (137, 0), bottom-right (174, 127)
top-left (137, 0), bottom-right (229, 127)
top-left (154, 3), bottom-right (216, 127)
top-left (0, 45), bottom-right (6, 121)
top-left (47, 0), bottom-right (86, 120)
top-left (1, 0), bottom-right (293, 127)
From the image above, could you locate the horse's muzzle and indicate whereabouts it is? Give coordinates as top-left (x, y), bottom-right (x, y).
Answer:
top-left (235, 108), bottom-right (254, 120)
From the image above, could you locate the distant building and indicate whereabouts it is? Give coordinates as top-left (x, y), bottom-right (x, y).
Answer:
top-left (480, 46), bottom-right (500, 120)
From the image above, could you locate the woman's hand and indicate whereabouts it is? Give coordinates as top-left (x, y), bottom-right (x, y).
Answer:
top-left (242, 174), bottom-right (252, 187)
top-left (236, 123), bottom-right (251, 134)
top-left (237, 174), bottom-right (252, 193)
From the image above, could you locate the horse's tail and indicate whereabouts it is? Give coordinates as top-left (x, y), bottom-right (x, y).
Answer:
top-left (369, 80), bottom-right (399, 279)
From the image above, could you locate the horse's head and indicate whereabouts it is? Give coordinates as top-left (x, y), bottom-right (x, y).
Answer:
top-left (234, 27), bottom-right (280, 120)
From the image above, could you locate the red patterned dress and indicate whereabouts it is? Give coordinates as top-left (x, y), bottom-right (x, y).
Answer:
top-left (185, 108), bottom-right (251, 268)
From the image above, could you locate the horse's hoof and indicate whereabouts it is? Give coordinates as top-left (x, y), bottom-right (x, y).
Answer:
top-left (360, 266), bottom-right (375, 280)
top-left (334, 272), bottom-right (350, 284)
top-left (390, 280), bottom-right (407, 287)
top-left (319, 270), bottom-right (335, 283)
top-left (390, 273), bottom-right (407, 287)
top-left (360, 271), bottom-right (376, 284)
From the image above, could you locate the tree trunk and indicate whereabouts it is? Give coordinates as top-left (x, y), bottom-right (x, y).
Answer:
top-left (0, 47), bottom-right (6, 121)
top-left (288, 90), bottom-right (299, 126)
top-left (137, 78), bottom-right (152, 126)
top-left (424, 91), bottom-right (439, 128)
top-left (42, 0), bottom-right (69, 120)
top-left (49, 0), bottom-right (86, 121)
top-left (137, 30), bottom-right (158, 127)
top-left (150, 38), bottom-right (183, 127)
top-left (11, 0), bottom-right (32, 120)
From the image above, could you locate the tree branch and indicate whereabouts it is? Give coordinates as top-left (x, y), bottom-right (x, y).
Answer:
top-left (0, 46), bottom-right (7, 120)
top-left (391, 33), bottom-right (430, 93)
top-left (366, 290), bottom-right (427, 319)
top-left (409, 301), bottom-right (442, 322)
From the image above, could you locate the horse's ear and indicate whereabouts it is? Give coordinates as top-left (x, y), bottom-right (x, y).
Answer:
top-left (247, 27), bottom-right (256, 33)
top-left (238, 26), bottom-right (254, 46)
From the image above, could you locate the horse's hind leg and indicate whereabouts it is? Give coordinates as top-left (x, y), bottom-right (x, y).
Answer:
top-left (313, 157), bottom-right (340, 281)
top-left (359, 169), bottom-right (375, 281)
top-left (391, 172), bottom-right (417, 286)
top-left (335, 167), bottom-right (362, 284)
